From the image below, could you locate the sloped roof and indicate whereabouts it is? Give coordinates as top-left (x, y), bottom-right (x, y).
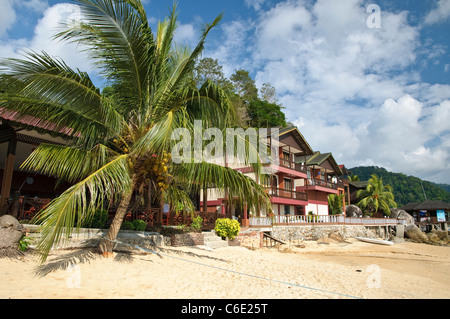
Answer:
top-left (399, 202), bottom-right (420, 211)
top-left (0, 107), bottom-right (76, 139)
top-left (277, 126), bottom-right (314, 155)
top-left (297, 151), bottom-right (343, 175)
top-left (400, 200), bottom-right (450, 211)
top-left (414, 200), bottom-right (450, 211)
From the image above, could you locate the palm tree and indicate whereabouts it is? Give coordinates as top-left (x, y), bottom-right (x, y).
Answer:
top-left (327, 193), bottom-right (345, 215)
top-left (0, 0), bottom-right (268, 261)
top-left (356, 174), bottom-right (397, 216)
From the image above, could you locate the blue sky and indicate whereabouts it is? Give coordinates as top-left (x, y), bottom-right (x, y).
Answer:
top-left (1, 0), bottom-right (450, 184)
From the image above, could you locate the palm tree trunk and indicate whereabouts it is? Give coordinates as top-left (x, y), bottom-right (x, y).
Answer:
top-left (99, 189), bottom-right (134, 257)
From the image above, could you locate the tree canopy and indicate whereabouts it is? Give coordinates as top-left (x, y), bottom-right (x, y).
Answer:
top-left (356, 174), bottom-right (397, 216)
top-left (193, 57), bottom-right (287, 128)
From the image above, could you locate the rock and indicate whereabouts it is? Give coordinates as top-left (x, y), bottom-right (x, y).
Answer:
top-left (328, 231), bottom-right (345, 243)
top-left (432, 229), bottom-right (448, 241)
top-left (0, 215), bottom-right (26, 258)
top-left (390, 209), bottom-right (415, 225)
top-left (405, 224), bottom-right (429, 243)
top-left (316, 236), bottom-right (331, 244)
top-left (427, 233), bottom-right (441, 244)
top-left (346, 205), bottom-right (362, 218)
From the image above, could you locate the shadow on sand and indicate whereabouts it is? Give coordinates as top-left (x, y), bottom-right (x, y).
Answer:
top-left (34, 239), bottom-right (228, 276)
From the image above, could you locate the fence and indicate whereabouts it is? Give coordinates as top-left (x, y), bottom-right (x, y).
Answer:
top-left (249, 215), bottom-right (406, 227)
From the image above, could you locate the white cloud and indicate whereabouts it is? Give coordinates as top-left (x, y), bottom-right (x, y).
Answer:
top-left (1, 3), bottom-right (95, 74)
top-left (424, 0), bottom-right (450, 25)
top-left (0, 0), bottom-right (17, 38)
top-left (237, 0), bottom-right (449, 183)
top-left (22, 0), bottom-right (49, 13)
top-left (245, 0), bottom-right (266, 11)
top-left (173, 23), bottom-right (197, 47)
top-left (206, 19), bottom-right (255, 77)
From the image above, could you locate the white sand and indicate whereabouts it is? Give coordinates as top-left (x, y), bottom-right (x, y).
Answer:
top-left (1, 239), bottom-right (449, 299)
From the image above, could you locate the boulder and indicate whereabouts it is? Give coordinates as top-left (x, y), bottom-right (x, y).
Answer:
top-left (328, 231), bottom-right (345, 243)
top-left (432, 229), bottom-right (448, 241)
top-left (390, 209), bottom-right (415, 225)
top-left (404, 224), bottom-right (429, 243)
top-left (0, 215), bottom-right (26, 257)
top-left (427, 233), bottom-right (441, 244)
top-left (346, 205), bottom-right (362, 218)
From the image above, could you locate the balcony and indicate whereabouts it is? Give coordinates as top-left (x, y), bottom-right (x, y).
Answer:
top-left (306, 178), bottom-right (344, 191)
top-left (279, 158), bottom-right (307, 174)
top-left (264, 187), bottom-right (308, 202)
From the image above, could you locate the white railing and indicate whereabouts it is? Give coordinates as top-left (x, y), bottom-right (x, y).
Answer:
top-left (249, 215), bottom-right (406, 227)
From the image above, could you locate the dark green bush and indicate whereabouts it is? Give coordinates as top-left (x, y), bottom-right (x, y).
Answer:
top-left (90, 209), bottom-right (108, 229)
top-left (132, 219), bottom-right (147, 231)
top-left (121, 220), bottom-right (135, 230)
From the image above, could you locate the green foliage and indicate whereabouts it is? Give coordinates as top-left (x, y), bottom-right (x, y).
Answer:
top-left (18, 235), bottom-right (31, 252)
top-left (121, 220), bottom-right (135, 231)
top-left (190, 215), bottom-right (203, 231)
top-left (247, 100), bottom-right (286, 128)
top-left (193, 57), bottom-right (233, 90)
top-left (350, 166), bottom-right (450, 205)
top-left (84, 209), bottom-right (109, 229)
top-left (132, 219), bottom-right (147, 231)
top-left (356, 174), bottom-right (397, 216)
top-left (214, 218), bottom-right (240, 240)
top-left (328, 193), bottom-right (345, 215)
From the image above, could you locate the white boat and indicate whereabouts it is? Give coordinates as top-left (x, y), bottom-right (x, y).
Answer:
top-left (355, 237), bottom-right (394, 246)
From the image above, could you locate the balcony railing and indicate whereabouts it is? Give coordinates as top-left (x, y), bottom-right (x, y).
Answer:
top-left (249, 215), bottom-right (407, 227)
top-left (264, 187), bottom-right (308, 201)
top-left (306, 178), bottom-right (344, 190)
top-left (278, 158), bottom-right (307, 174)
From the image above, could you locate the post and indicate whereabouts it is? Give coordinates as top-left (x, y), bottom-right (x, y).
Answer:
top-left (242, 203), bottom-right (249, 227)
top-left (0, 137), bottom-right (17, 209)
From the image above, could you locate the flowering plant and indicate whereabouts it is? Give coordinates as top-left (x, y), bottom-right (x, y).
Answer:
top-left (214, 218), bottom-right (240, 240)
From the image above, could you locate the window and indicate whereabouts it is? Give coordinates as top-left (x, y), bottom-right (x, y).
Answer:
top-left (284, 178), bottom-right (292, 191)
top-left (284, 205), bottom-right (290, 215)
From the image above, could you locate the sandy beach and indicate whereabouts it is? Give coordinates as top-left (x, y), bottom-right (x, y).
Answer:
top-left (1, 239), bottom-right (449, 299)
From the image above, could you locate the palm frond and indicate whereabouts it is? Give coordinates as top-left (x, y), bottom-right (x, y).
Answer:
top-left (0, 51), bottom-right (124, 146)
top-left (32, 154), bottom-right (132, 262)
top-left (20, 143), bottom-right (114, 184)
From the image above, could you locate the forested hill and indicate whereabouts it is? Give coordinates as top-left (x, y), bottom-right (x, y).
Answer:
top-left (348, 166), bottom-right (450, 206)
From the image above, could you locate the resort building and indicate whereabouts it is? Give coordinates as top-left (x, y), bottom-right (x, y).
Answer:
top-left (296, 151), bottom-right (348, 216)
top-left (200, 126), bottom-right (350, 226)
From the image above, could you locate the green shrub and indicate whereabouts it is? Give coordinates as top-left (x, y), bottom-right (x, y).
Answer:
top-left (82, 209), bottom-right (108, 228)
top-left (18, 235), bottom-right (31, 252)
top-left (132, 219), bottom-right (147, 231)
top-left (215, 218), bottom-right (240, 240)
top-left (121, 220), bottom-right (135, 230)
top-left (90, 209), bottom-right (108, 229)
top-left (191, 216), bottom-right (203, 231)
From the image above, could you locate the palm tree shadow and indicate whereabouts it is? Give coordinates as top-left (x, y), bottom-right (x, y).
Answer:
top-left (34, 239), bottom-right (155, 277)
top-left (34, 239), bottom-right (230, 277)
top-left (34, 247), bottom-right (98, 277)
